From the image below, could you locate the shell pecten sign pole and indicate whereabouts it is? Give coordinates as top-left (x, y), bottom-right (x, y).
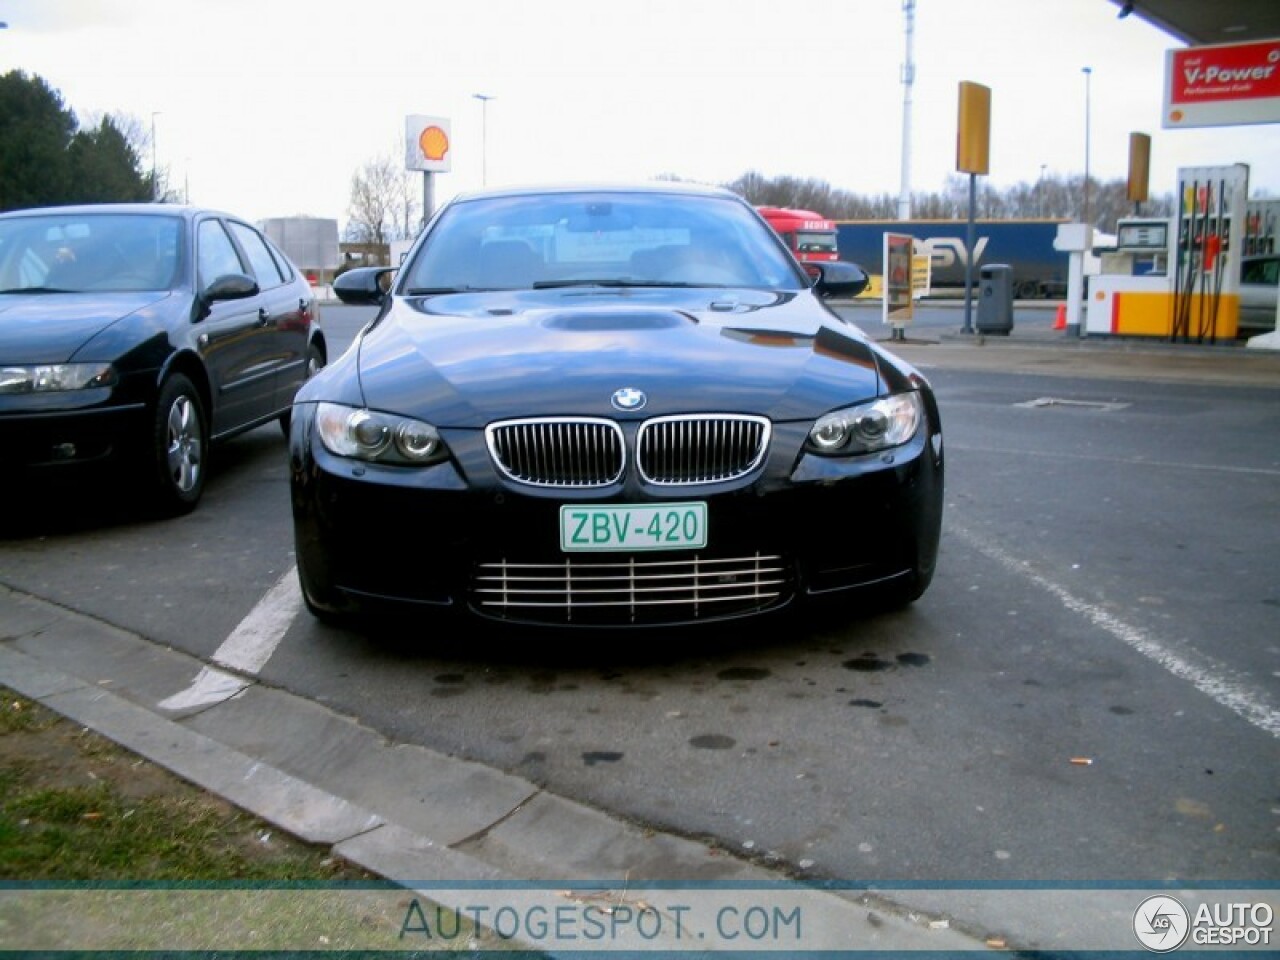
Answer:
top-left (406, 115), bottom-right (452, 225)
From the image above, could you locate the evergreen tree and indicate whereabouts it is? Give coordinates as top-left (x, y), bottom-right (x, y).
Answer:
top-left (67, 118), bottom-right (152, 204)
top-left (0, 70), bottom-right (77, 211)
top-left (0, 70), bottom-right (152, 212)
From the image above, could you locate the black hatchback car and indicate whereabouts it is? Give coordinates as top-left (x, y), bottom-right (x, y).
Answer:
top-left (0, 204), bottom-right (326, 513)
top-left (292, 183), bottom-right (942, 627)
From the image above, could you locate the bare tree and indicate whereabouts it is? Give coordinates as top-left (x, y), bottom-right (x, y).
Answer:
top-left (717, 169), bottom-right (1172, 230)
top-left (346, 150), bottom-right (421, 248)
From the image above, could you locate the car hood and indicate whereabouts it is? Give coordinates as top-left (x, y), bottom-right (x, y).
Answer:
top-left (350, 287), bottom-right (884, 426)
top-left (0, 291), bottom-right (174, 363)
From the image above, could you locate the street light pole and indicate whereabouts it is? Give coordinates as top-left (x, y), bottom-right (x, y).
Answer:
top-left (1082, 67), bottom-right (1092, 231)
top-left (472, 93), bottom-right (495, 187)
top-left (150, 112), bottom-right (161, 202)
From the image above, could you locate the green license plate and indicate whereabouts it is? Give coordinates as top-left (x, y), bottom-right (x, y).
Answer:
top-left (560, 503), bottom-right (708, 552)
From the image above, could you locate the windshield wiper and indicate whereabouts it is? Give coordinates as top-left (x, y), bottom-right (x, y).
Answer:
top-left (0, 286), bottom-right (76, 295)
top-left (404, 286), bottom-right (480, 296)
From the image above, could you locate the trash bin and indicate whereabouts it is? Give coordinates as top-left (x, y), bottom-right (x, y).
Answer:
top-left (976, 264), bottom-right (1014, 335)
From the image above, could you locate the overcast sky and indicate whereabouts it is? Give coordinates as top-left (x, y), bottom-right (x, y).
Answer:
top-left (3, 0), bottom-right (1278, 226)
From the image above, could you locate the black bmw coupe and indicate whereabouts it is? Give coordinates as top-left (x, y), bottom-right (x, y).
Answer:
top-left (292, 183), bottom-right (943, 627)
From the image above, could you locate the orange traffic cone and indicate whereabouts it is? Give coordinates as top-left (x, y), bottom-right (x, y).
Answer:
top-left (1053, 304), bottom-right (1067, 330)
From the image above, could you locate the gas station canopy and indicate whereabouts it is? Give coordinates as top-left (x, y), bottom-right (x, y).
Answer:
top-left (1108, 0), bottom-right (1280, 45)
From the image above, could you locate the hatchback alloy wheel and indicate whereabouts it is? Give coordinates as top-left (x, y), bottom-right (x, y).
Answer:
top-left (166, 394), bottom-right (202, 494)
top-left (150, 373), bottom-right (207, 515)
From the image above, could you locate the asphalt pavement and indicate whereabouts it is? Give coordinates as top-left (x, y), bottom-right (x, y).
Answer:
top-left (2, 299), bottom-right (1277, 955)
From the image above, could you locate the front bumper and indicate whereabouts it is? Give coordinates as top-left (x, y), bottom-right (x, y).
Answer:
top-left (290, 408), bottom-right (943, 627)
top-left (0, 395), bottom-right (148, 474)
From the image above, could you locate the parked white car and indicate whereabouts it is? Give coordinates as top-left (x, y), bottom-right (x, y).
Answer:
top-left (1239, 253), bottom-right (1279, 337)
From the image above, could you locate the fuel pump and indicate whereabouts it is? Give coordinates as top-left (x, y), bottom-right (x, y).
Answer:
top-left (1171, 164), bottom-right (1248, 343)
top-left (1086, 164), bottom-right (1248, 340)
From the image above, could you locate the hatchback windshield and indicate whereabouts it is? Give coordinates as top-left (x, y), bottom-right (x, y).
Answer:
top-left (402, 192), bottom-right (805, 294)
top-left (0, 214), bottom-right (183, 294)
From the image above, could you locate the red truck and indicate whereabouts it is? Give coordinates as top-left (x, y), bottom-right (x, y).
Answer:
top-left (756, 206), bottom-right (866, 295)
top-left (756, 206), bottom-right (840, 274)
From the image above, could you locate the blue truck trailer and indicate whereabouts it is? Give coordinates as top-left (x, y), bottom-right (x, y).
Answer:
top-left (836, 219), bottom-right (1069, 299)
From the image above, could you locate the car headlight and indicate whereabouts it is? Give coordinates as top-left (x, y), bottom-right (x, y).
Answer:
top-left (314, 402), bottom-right (447, 465)
top-left (0, 363), bottom-right (118, 395)
top-left (807, 392), bottom-right (923, 455)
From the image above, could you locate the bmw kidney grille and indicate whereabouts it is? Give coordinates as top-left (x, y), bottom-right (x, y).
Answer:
top-left (486, 414), bottom-right (770, 488)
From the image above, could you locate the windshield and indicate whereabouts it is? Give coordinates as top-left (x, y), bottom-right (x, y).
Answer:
top-left (795, 230), bottom-right (838, 254)
top-left (401, 191), bottom-right (806, 294)
top-left (0, 213), bottom-right (183, 294)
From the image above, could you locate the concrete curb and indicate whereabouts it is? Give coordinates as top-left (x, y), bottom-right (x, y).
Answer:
top-left (0, 583), bottom-right (989, 954)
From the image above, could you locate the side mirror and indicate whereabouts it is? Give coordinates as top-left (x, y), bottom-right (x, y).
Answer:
top-left (334, 266), bottom-right (396, 305)
top-left (203, 272), bottom-right (260, 303)
top-left (812, 260), bottom-right (869, 299)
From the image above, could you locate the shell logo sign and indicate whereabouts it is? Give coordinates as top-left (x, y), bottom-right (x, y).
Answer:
top-left (419, 126), bottom-right (449, 163)
top-left (405, 115), bottom-right (452, 172)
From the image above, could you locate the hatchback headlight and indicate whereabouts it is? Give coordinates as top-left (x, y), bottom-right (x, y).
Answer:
top-left (315, 402), bottom-right (447, 465)
top-left (0, 363), bottom-right (117, 395)
top-left (807, 392), bottom-right (923, 455)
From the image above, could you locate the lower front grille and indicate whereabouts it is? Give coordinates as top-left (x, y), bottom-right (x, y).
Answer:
top-left (471, 553), bottom-right (792, 625)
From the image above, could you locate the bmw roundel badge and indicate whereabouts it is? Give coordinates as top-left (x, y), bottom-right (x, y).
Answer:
top-left (611, 388), bottom-right (647, 411)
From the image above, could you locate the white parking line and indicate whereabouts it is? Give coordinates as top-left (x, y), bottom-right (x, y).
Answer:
top-left (157, 567), bottom-right (302, 712)
top-left (954, 525), bottom-right (1280, 739)
top-left (211, 566), bottom-right (303, 674)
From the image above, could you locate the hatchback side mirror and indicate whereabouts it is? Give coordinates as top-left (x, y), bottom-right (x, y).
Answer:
top-left (203, 272), bottom-right (260, 303)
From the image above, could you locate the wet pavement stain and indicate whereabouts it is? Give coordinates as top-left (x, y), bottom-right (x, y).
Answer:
top-left (849, 699), bottom-right (883, 709)
top-left (689, 734), bottom-right (736, 750)
top-left (582, 751), bottom-right (624, 766)
top-left (1110, 705), bottom-right (1135, 715)
top-left (716, 667), bottom-right (771, 682)
top-left (843, 652), bottom-right (932, 672)
top-left (430, 687), bottom-right (467, 698)
top-left (527, 671), bottom-right (559, 694)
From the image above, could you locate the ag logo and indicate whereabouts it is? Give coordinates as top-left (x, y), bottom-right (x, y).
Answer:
top-left (611, 388), bottom-right (647, 412)
top-left (1134, 895), bottom-right (1190, 952)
